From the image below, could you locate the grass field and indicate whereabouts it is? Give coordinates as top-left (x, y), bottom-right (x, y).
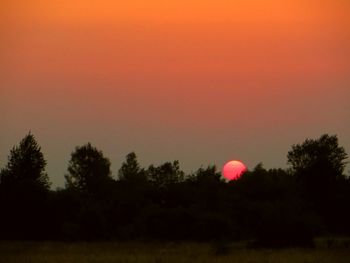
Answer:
top-left (0, 241), bottom-right (350, 263)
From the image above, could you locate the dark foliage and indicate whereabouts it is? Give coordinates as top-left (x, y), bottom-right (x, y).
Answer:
top-left (287, 134), bottom-right (349, 235)
top-left (288, 134), bottom-right (347, 185)
top-left (0, 133), bottom-right (349, 246)
top-left (65, 143), bottom-right (113, 194)
top-left (0, 132), bottom-right (50, 190)
top-left (0, 133), bottom-right (51, 239)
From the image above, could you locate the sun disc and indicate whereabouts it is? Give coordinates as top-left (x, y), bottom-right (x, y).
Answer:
top-left (222, 160), bottom-right (247, 181)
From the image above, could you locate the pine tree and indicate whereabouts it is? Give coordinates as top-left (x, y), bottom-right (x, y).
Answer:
top-left (0, 132), bottom-right (50, 190)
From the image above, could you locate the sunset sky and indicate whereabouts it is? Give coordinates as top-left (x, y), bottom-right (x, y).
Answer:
top-left (1, 0), bottom-right (350, 187)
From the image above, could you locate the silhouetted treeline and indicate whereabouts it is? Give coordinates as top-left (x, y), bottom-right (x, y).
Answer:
top-left (0, 133), bottom-right (349, 247)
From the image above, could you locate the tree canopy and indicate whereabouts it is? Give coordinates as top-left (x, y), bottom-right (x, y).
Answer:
top-left (118, 152), bottom-right (146, 181)
top-left (0, 132), bottom-right (50, 190)
top-left (287, 134), bottom-right (348, 183)
top-left (0, 133), bottom-right (51, 239)
top-left (0, 133), bottom-right (349, 245)
top-left (147, 160), bottom-right (185, 188)
top-left (65, 143), bottom-right (112, 193)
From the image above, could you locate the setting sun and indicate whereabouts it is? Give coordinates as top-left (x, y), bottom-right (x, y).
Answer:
top-left (222, 160), bottom-right (247, 181)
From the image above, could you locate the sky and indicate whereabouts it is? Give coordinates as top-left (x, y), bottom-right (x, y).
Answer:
top-left (1, 0), bottom-right (350, 187)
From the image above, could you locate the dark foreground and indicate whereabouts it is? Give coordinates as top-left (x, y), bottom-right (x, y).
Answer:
top-left (0, 240), bottom-right (350, 263)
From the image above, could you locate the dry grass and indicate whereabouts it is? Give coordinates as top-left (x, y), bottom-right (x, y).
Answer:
top-left (0, 241), bottom-right (349, 263)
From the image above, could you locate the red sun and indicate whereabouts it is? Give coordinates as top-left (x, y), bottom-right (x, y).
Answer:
top-left (222, 160), bottom-right (247, 181)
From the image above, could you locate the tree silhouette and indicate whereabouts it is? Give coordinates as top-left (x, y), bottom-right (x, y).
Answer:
top-left (65, 143), bottom-right (112, 193)
top-left (287, 134), bottom-right (348, 183)
top-left (0, 132), bottom-right (50, 190)
top-left (147, 160), bottom-right (184, 188)
top-left (118, 152), bottom-right (146, 182)
top-left (0, 133), bottom-right (51, 239)
top-left (0, 132), bottom-right (349, 243)
top-left (287, 134), bottom-right (349, 233)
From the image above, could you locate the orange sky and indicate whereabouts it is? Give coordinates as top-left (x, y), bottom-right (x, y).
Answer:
top-left (1, 1), bottom-right (350, 186)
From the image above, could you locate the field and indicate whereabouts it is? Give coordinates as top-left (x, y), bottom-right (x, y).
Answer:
top-left (0, 241), bottom-right (350, 263)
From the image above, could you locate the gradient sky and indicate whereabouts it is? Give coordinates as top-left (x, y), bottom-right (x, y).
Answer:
top-left (1, 0), bottom-right (350, 187)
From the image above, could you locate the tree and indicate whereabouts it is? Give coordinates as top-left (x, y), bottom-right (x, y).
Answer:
top-left (147, 160), bottom-right (184, 188)
top-left (287, 134), bottom-right (348, 183)
top-left (118, 152), bottom-right (146, 182)
top-left (191, 165), bottom-right (222, 184)
top-left (0, 132), bottom-right (50, 190)
top-left (0, 133), bottom-right (51, 239)
top-left (65, 143), bottom-right (112, 193)
top-left (188, 165), bottom-right (225, 211)
top-left (287, 134), bottom-right (348, 229)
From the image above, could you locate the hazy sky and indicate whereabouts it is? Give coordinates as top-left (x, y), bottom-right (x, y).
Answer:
top-left (1, 0), bottom-right (349, 187)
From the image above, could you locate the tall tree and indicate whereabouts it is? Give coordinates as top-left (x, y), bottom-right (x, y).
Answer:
top-left (0, 132), bottom-right (50, 190)
top-left (287, 134), bottom-right (348, 183)
top-left (118, 152), bottom-right (146, 182)
top-left (65, 143), bottom-right (112, 193)
top-left (0, 133), bottom-right (50, 239)
top-left (287, 134), bottom-right (349, 235)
